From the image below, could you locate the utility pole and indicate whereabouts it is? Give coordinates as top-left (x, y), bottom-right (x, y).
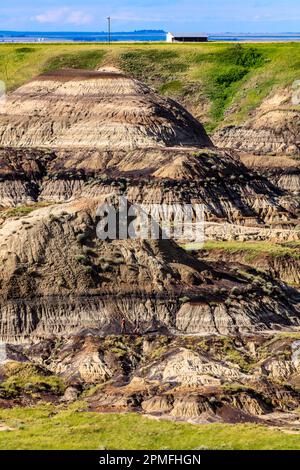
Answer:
top-left (107, 16), bottom-right (111, 44)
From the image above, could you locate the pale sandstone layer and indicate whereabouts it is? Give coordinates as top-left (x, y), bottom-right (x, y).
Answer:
top-left (0, 197), bottom-right (299, 341)
top-left (213, 88), bottom-right (300, 157)
top-left (2, 333), bottom-right (300, 427)
top-left (0, 68), bottom-right (211, 150)
top-left (0, 69), bottom-right (298, 228)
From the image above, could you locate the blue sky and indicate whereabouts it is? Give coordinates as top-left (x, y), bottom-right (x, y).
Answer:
top-left (1, 0), bottom-right (300, 32)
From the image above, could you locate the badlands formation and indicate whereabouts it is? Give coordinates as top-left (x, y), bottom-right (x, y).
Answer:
top-left (0, 195), bottom-right (299, 342)
top-left (0, 67), bottom-right (298, 230)
top-left (213, 88), bottom-right (300, 196)
top-left (0, 66), bottom-right (300, 426)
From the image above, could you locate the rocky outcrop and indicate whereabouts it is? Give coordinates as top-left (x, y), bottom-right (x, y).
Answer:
top-left (213, 86), bottom-right (300, 157)
top-left (62, 333), bottom-right (300, 423)
top-left (137, 347), bottom-right (249, 386)
top-left (214, 110), bottom-right (300, 157)
top-left (0, 68), bottom-right (298, 228)
top-left (2, 333), bottom-right (300, 426)
top-left (239, 154), bottom-right (300, 196)
top-left (0, 197), bottom-right (299, 341)
top-left (1, 66), bottom-right (300, 429)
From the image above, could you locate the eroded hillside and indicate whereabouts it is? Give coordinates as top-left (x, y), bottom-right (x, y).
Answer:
top-left (1, 42), bottom-right (299, 192)
top-left (2, 333), bottom-right (300, 429)
top-left (1, 42), bottom-right (300, 132)
top-left (0, 52), bottom-right (300, 429)
top-left (0, 67), bottom-right (298, 230)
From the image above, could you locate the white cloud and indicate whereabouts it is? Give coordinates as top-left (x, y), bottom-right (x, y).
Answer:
top-left (66, 11), bottom-right (92, 25)
top-left (34, 9), bottom-right (63, 24)
top-left (32, 8), bottom-right (92, 25)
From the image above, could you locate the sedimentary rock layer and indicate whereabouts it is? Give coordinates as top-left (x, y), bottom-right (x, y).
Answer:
top-left (2, 333), bottom-right (300, 427)
top-left (0, 68), bottom-right (298, 228)
top-left (213, 87), bottom-right (300, 157)
top-left (0, 197), bottom-right (299, 341)
top-left (0, 68), bottom-right (212, 150)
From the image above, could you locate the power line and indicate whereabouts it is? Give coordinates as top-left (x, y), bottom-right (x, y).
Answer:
top-left (107, 16), bottom-right (111, 44)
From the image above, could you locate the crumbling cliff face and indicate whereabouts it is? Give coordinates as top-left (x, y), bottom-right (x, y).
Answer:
top-left (213, 87), bottom-right (300, 157)
top-left (0, 197), bottom-right (299, 341)
top-left (213, 88), bottom-right (300, 204)
top-left (0, 68), bottom-right (299, 342)
top-left (2, 333), bottom-right (300, 428)
top-left (197, 245), bottom-right (300, 286)
top-left (213, 110), bottom-right (300, 157)
top-left (0, 66), bottom-right (300, 426)
top-left (238, 154), bottom-right (300, 198)
top-left (203, 221), bottom-right (300, 243)
top-left (0, 68), bottom-right (298, 227)
top-left (1, 146), bottom-right (296, 226)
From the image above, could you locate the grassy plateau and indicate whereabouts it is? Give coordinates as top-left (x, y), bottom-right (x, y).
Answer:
top-left (1, 42), bottom-right (300, 131)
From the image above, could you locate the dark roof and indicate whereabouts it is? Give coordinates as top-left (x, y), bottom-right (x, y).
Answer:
top-left (168, 32), bottom-right (207, 37)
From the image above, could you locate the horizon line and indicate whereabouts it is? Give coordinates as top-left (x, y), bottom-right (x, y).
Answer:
top-left (2, 30), bottom-right (300, 35)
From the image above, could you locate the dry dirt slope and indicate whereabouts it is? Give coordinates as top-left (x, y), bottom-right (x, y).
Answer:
top-left (2, 333), bottom-right (300, 429)
top-left (0, 197), bottom-right (299, 341)
top-left (0, 67), bottom-right (297, 229)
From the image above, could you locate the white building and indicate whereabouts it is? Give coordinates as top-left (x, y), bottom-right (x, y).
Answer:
top-left (166, 32), bottom-right (208, 43)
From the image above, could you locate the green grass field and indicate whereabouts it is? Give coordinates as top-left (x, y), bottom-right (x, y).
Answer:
top-left (1, 42), bottom-right (300, 130)
top-left (182, 240), bottom-right (300, 262)
top-left (0, 406), bottom-right (300, 450)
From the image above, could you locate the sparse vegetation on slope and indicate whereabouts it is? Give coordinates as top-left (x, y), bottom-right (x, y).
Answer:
top-left (197, 240), bottom-right (300, 261)
top-left (0, 363), bottom-right (65, 399)
top-left (1, 42), bottom-right (300, 130)
top-left (1, 407), bottom-right (300, 450)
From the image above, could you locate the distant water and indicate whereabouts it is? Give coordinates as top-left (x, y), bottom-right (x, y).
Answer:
top-left (1, 30), bottom-right (300, 43)
top-left (0, 31), bottom-right (165, 43)
top-left (210, 34), bottom-right (300, 42)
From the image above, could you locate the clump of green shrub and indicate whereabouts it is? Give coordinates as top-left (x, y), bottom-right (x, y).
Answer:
top-left (0, 362), bottom-right (65, 398)
top-left (76, 233), bottom-right (87, 245)
top-left (206, 44), bottom-right (266, 123)
top-left (75, 254), bottom-right (90, 265)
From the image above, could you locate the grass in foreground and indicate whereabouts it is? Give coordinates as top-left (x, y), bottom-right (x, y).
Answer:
top-left (0, 407), bottom-right (300, 450)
